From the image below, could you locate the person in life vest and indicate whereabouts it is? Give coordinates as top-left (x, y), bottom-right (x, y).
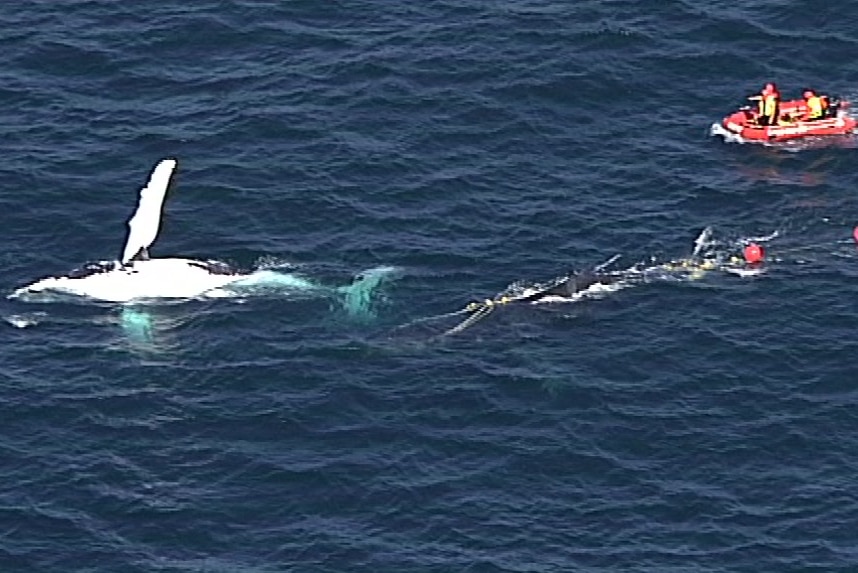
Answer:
top-left (749, 83), bottom-right (780, 126)
top-left (802, 89), bottom-right (829, 120)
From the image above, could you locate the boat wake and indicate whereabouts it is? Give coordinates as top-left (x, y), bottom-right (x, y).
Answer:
top-left (711, 121), bottom-right (857, 151)
top-left (710, 122), bottom-right (746, 144)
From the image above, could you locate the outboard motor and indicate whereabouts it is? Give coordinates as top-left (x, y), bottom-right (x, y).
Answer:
top-left (827, 97), bottom-right (841, 117)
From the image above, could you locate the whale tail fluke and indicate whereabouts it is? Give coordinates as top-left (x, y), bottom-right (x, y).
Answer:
top-left (210, 265), bottom-right (399, 318)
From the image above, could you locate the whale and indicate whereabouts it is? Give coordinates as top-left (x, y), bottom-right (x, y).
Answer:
top-left (9, 159), bottom-right (396, 313)
top-left (12, 257), bottom-right (247, 303)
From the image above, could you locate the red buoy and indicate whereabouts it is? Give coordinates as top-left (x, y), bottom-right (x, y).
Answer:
top-left (853, 226), bottom-right (858, 243)
top-left (743, 243), bottom-right (764, 264)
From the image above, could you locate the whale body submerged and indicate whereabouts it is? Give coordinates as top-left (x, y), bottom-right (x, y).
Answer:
top-left (10, 159), bottom-right (396, 312)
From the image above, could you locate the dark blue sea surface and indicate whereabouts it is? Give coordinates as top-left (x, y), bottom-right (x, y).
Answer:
top-left (2, 1), bottom-right (858, 571)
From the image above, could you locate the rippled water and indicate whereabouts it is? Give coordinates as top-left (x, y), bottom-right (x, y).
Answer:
top-left (1, 1), bottom-right (857, 572)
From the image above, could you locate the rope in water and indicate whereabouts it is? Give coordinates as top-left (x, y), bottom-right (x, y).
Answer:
top-left (441, 257), bottom-right (733, 336)
top-left (442, 296), bottom-right (515, 336)
top-left (395, 230), bottom-right (854, 338)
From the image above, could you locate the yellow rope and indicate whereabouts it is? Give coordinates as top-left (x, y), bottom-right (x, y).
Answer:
top-left (444, 305), bottom-right (494, 336)
top-left (444, 296), bottom-right (514, 335)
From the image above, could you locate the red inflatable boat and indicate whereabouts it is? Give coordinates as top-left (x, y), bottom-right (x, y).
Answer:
top-left (720, 98), bottom-right (856, 142)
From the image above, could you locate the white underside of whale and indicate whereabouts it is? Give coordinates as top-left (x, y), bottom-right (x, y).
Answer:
top-left (12, 258), bottom-right (248, 303)
top-left (9, 159), bottom-right (251, 303)
top-left (10, 159), bottom-right (246, 303)
top-left (10, 158), bottom-right (397, 314)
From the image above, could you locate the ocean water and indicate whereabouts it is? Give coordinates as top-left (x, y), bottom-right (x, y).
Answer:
top-left (2, 1), bottom-right (858, 571)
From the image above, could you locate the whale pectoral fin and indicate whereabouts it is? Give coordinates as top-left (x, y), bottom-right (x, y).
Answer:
top-left (126, 247), bottom-right (149, 263)
top-left (120, 307), bottom-right (154, 344)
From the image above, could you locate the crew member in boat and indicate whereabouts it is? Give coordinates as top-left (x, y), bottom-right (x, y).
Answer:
top-left (749, 83), bottom-right (780, 126)
top-left (802, 89), bottom-right (828, 121)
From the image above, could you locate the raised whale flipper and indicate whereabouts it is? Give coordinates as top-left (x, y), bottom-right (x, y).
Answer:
top-left (121, 159), bottom-right (178, 265)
